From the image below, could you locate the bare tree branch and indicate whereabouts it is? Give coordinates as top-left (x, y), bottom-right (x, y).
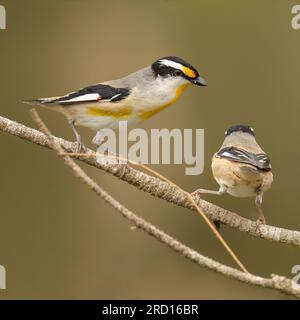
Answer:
top-left (1, 114), bottom-right (300, 247)
top-left (27, 109), bottom-right (300, 299)
top-left (91, 152), bottom-right (249, 273)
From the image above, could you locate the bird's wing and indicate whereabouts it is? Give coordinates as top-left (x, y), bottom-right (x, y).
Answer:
top-left (216, 146), bottom-right (272, 171)
top-left (24, 84), bottom-right (131, 106)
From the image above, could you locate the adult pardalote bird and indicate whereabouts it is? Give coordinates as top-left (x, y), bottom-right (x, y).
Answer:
top-left (193, 125), bottom-right (273, 224)
top-left (24, 56), bottom-right (207, 151)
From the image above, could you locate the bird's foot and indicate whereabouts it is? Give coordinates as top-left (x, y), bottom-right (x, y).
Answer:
top-left (256, 206), bottom-right (266, 225)
top-left (75, 139), bottom-right (87, 154)
top-left (191, 189), bottom-right (202, 198)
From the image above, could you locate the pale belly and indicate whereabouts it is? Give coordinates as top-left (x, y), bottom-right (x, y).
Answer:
top-left (57, 103), bottom-right (141, 131)
top-left (226, 183), bottom-right (257, 198)
top-left (75, 114), bottom-right (141, 131)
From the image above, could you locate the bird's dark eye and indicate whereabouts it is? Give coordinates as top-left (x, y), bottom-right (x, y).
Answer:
top-left (174, 69), bottom-right (182, 76)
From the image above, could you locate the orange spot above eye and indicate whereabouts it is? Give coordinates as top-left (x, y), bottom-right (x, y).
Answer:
top-left (182, 66), bottom-right (196, 78)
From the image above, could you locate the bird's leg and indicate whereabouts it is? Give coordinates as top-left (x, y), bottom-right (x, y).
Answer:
top-left (191, 185), bottom-right (227, 233)
top-left (255, 193), bottom-right (266, 224)
top-left (192, 185), bottom-right (228, 198)
top-left (68, 119), bottom-right (87, 153)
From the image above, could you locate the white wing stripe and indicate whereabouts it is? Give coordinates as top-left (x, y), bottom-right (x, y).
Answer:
top-left (221, 151), bottom-right (236, 158)
top-left (218, 147), bottom-right (272, 171)
top-left (109, 93), bottom-right (121, 101)
top-left (59, 93), bottom-right (100, 103)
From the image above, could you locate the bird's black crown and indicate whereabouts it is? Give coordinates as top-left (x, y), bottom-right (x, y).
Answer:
top-left (225, 125), bottom-right (255, 137)
top-left (159, 56), bottom-right (197, 72)
top-left (151, 56), bottom-right (199, 79)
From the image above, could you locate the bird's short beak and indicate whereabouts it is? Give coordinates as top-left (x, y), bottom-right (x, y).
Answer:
top-left (192, 76), bottom-right (207, 86)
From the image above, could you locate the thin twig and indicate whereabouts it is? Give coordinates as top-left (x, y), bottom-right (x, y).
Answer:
top-left (28, 109), bottom-right (300, 298)
top-left (1, 115), bottom-right (300, 246)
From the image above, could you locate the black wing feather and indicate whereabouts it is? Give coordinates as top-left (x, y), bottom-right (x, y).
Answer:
top-left (216, 146), bottom-right (272, 171)
top-left (51, 84), bottom-right (130, 105)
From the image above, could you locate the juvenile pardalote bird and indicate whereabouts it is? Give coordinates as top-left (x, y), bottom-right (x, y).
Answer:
top-left (24, 56), bottom-right (207, 151)
top-left (193, 125), bottom-right (273, 224)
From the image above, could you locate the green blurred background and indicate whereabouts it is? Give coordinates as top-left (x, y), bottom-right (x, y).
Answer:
top-left (0, 0), bottom-right (299, 299)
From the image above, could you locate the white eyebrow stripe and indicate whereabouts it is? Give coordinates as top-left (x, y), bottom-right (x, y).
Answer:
top-left (159, 59), bottom-right (184, 71)
top-left (60, 93), bottom-right (100, 103)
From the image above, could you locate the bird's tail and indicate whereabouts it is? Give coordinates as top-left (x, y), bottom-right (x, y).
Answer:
top-left (22, 97), bottom-right (59, 106)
